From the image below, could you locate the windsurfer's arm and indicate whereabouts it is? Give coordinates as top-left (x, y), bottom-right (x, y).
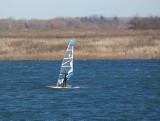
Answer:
top-left (66, 74), bottom-right (68, 78)
top-left (60, 72), bottom-right (65, 74)
top-left (60, 72), bottom-right (68, 74)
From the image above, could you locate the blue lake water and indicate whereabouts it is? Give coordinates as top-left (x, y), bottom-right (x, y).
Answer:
top-left (0, 60), bottom-right (160, 120)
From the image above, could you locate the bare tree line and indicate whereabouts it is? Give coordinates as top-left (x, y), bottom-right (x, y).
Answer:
top-left (0, 16), bottom-right (160, 30)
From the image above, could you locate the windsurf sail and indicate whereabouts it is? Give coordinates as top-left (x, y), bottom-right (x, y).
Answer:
top-left (57, 40), bottom-right (74, 86)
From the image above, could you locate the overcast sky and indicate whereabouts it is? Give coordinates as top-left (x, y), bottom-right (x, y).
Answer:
top-left (0, 0), bottom-right (160, 19)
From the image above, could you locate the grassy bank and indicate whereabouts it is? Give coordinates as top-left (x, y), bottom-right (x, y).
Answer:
top-left (0, 29), bottom-right (160, 60)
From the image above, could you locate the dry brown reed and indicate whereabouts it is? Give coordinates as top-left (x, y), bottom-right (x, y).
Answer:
top-left (0, 29), bottom-right (160, 60)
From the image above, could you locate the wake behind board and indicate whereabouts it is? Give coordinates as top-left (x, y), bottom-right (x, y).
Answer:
top-left (48, 86), bottom-right (80, 89)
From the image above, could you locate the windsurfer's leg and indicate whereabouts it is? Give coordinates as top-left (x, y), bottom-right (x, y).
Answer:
top-left (63, 79), bottom-right (66, 87)
top-left (65, 80), bottom-right (67, 87)
top-left (62, 80), bottom-right (65, 87)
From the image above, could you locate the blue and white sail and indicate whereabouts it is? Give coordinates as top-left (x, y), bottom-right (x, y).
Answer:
top-left (57, 40), bottom-right (74, 86)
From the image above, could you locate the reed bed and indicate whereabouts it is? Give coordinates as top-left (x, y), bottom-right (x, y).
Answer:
top-left (0, 29), bottom-right (160, 60)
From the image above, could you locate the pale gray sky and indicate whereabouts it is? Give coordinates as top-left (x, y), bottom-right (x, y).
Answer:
top-left (0, 0), bottom-right (160, 19)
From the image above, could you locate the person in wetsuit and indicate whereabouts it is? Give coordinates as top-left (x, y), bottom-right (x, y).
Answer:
top-left (62, 70), bottom-right (68, 87)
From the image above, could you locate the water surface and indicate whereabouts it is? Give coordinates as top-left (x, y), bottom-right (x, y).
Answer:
top-left (0, 60), bottom-right (160, 120)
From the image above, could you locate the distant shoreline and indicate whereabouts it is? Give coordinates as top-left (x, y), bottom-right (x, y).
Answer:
top-left (0, 29), bottom-right (160, 61)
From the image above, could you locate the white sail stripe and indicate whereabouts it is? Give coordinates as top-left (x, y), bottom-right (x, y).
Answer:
top-left (64, 57), bottom-right (72, 59)
top-left (62, 66), bottom-right (71, 67)
top-left (62, 60), bottom-right (72, 65)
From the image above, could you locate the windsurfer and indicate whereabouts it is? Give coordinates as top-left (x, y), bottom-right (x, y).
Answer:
top-left (62, 70), bottom-right (68, 87)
